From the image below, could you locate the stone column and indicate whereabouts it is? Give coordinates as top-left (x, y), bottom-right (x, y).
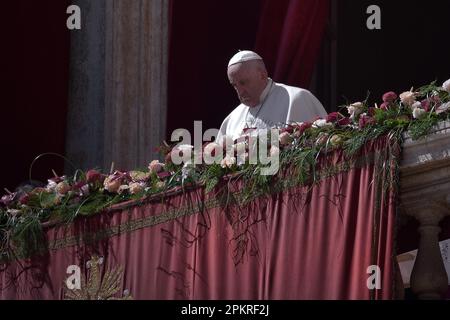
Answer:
top-left (66, 0), bottom-right (106, 172)
top-left (400, 120), bottom-right (450, 299)
top-left (66, 0), bottom-right (169, 173)
top-left (407, 202), bottom-right (449, 299)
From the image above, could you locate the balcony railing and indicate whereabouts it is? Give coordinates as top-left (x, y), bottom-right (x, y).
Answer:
top-left (400, 120), bottom-right (450, 299)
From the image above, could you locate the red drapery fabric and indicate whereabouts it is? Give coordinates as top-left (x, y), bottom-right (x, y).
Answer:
top-left (0, 137), bottom-right (398, 300)
top-left (254, 0), bottom-right (330, 88)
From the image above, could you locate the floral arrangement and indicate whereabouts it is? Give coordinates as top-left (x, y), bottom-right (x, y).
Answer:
top-left (1, 78), bottom-right (450, 259)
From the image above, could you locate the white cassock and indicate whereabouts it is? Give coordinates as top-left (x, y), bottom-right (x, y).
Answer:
top-left (217, 78), bottom-right (328, 141)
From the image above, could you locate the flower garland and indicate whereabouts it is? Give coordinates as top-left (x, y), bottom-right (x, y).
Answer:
top-left (1, 78), bottom-right (450, 259)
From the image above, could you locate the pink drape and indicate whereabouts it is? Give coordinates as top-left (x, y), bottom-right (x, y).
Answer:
top-left (254, 0), bottom-right (330, 88)
top-left (1, 138), bottom-right (398, 300)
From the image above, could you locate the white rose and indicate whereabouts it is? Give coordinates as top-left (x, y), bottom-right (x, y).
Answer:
top-left (129, 182), bottom-right (146, 194)
top-left (117, 184), bottom-right (130, 194)
top-left (7, 209), bottom-right (22, 216)
top-left (46, 180), bottom-right (58, 192)
top-left (156, 181), bottom-right (165, 190)
top-left (148, 160), bottom-right (164, 174)
top-left (437, 102), bottom-right (450, 114)
top-left (270, 145), bottom-right (280, 158)
top-left (80, 184), bottom-right (90, 196)
top-left (412, 107), bottom-right (427, 119)
top-left (56, 181), bottom-right (71, 195)
top-left (411, 101), bottom-right (422, 110)
top-left (330, 135), bottom-right (343, 147)
top-left (312, 119), bottom-right (333, 128)
top-left (400, 91), bottom-right (417, 106)
top-left (220, 156), bottom-right (236, 169)
top-left (104, 176), bottom-right (121, 193)
top-left (442, 79), bottom-right (450, 93)
top-left (316, 132), bottom-right (329, 145)
top-left (347, 102), bottom-right (364, 119)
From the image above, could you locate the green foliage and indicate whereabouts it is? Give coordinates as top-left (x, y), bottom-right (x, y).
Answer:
top-left (408, 114), bottom-right (440, 140)
top-left (200, 164), bottom-right (224, 193)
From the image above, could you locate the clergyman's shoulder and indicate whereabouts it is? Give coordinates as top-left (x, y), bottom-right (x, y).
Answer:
top-left (227, 103), bottom-right (247, 117)
top-left (274, 82), bottom-right (310, 95)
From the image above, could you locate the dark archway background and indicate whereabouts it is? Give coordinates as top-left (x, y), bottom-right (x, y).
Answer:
top-left (336, 0), bottom-right (450, 108)
top-left (0, 1), bottom-right (70, 191)
top-left (167, 0), bottom-right (264, 139)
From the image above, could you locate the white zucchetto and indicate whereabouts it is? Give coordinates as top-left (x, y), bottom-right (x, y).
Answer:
top-left (228, 50), bottom-right (263, 67)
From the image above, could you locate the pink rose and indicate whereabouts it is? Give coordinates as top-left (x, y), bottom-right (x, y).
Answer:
top-left (279, 132), bottom-right (293, 145)
top-left (270, 145), bottom-right (280, 158)
top-left (380, 102), bottom-right (390, 111)
top-left (148, 160), bottom-right (164, 174)
top-left (382, 92), bottom-right (397, 103)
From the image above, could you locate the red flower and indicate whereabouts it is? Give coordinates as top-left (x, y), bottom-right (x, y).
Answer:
top-left (382, 91), bottom-right (397, 103)
top-left (358, 115), bottom-right (376, 129)
top-left (19, 193), bottom-right (30, 205)
top-left (337, 117), bottom-right (351, 126)
top-left (73, 181), bottom-right (87, 190)
top-left (280, 125), bottom-right (294, 134)
top-left (326, 112), bottom-right (339, 123)
top-left (157, 171), bottom-right (171, 180)
top-left (421, 100), bottom-right (431, 112)
top-left (165, 151), bottom-right (173, 165)
top-left (86, 169), bottom-right (104, 184)
top-left (293, 121), bottom-right (312, 136)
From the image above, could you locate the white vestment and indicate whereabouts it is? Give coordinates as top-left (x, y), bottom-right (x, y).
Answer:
top-left (217, 79), bottom-right (328, 141)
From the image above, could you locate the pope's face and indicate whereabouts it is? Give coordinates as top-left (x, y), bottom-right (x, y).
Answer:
top-left (227, 62), bottom-right (268, 108)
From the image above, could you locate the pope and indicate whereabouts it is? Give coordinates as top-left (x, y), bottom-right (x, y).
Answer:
top-left (217, 50), bottom-right (327, 141)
